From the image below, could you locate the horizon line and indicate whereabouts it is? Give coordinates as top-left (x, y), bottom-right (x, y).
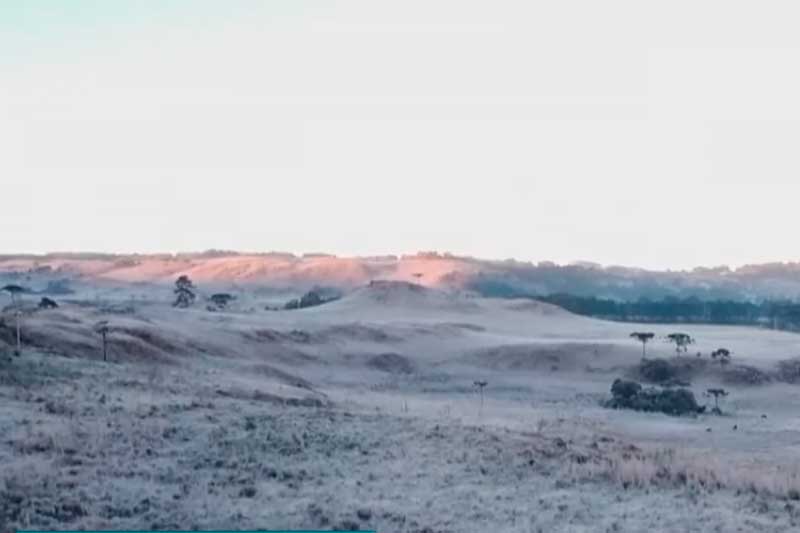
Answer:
top-left (1, 249), bottom-right (799, 274)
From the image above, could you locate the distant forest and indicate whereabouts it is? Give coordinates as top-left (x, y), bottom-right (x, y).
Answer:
top-left (533, 293), bottom-right (800, 332)
top-left (468, 269), bottom-right (800, 331)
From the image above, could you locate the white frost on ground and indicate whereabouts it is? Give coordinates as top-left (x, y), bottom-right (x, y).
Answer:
top-left (1, 280), bottom-right (800, 532)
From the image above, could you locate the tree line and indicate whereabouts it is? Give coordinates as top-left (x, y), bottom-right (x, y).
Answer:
top-left (536, 293), bottom-right (800, 331)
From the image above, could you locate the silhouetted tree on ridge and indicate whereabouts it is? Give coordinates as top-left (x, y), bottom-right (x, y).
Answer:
top-left (630, 332), bottom-right (656, 359)
top-left (173, 275), bottom-right (196, 308)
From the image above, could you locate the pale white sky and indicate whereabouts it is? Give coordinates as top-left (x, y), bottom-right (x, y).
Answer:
top-left (3, 1), bottom-right (800, 270)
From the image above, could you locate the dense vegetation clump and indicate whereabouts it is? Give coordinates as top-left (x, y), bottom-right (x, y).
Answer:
top-left (605, 378), bottom-right (703, 416)
top-left (284, 289), bottom-right (340, 310)
top-left (527, 293), bottom-right (800, 332)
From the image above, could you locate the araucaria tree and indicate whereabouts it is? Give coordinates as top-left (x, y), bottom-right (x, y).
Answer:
top-left (711, 348), bottom-right (731, 366)
top-left (666, 333), bottom-right (694, 355)
top-left (474, 380), bottom-right (488, 416)
top-left (705, 388), bottom-right (729, 414)
top-left (630, 332), bottom-right (655, 359)
top-left (173, 275), bottom-right (196, 308)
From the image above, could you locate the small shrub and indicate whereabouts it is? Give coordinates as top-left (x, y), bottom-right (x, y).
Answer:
top-left (37, 297), bottom-right (58, 310)
top-left (209, 293), bottom-right (235, 310)
top-left (239, 486), bottom-right (257, 498)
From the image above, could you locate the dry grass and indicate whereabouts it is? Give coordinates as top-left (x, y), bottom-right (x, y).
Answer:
top-left (569, 443), bottom-right (800, 499)
top-left (2, 354), bottom-right (798, 532)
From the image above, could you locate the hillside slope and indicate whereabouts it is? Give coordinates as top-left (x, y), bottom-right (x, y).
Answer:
top-left (5, 252), bottom-right (800, 301)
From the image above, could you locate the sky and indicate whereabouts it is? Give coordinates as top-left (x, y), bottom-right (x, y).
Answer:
top-left (3, 1), bottom-right (800, 270)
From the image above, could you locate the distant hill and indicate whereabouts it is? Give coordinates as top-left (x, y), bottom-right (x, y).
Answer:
top-left (3, 251), bottom-right (800, 302)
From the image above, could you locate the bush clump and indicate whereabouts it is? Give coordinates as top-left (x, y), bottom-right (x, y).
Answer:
top-left (284, 289), bottom-right (340, 310)
top-left (605, 378), bottom-right (704, 416)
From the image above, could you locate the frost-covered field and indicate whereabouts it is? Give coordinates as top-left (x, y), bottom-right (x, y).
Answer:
top-left (3, 280), bottom-right (800, 532)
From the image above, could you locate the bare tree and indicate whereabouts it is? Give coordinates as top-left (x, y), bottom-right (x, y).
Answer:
top-left (666, 333), bottom-right (694, 355)
top-left (95, 321), bottom-right (110, 362)
top-left (711, 348), bottom-right (731, 366)
top-left (2, 284), bottom-right (26, 355)
top-left (630, 332), bottom-right (655, 359)
top-left (173, 275), bottom-right (196, 308)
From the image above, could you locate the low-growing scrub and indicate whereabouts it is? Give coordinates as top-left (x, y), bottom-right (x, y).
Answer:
top-left (635, 357), bottom-right (704, 386)
top-left (722, 364), bottom-right (772, 386)
top-left (635, 357), bottom-right (772, 387)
